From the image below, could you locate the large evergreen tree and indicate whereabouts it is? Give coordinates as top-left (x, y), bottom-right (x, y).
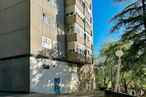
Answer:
top-left (111, 0), bottom-right (146, 67)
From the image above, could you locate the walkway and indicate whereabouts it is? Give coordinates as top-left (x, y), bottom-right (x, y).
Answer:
top-left (0, 91), bottom-right (104, 97)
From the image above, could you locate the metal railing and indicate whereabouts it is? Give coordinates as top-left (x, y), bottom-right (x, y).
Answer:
top-left (105, 90), bottom-right (137, 97)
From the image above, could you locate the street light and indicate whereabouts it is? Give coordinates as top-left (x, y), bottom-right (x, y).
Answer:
top-left (115, 49), bottom-right (124, 92)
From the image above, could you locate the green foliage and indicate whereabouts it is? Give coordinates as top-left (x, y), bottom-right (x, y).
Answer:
top-left (95, 0), bottom-right (146, 92)
top-left (95, 0), bottom-right (146, 91)
top-left (110, 0), bottom-right (146, 65)
top-left (94, 40), bottom-right (146, 91)
top-left (94, 41), bottom-right (122, 89)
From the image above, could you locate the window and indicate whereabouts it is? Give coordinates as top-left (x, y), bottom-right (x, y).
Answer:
top-left (43, 13), bottom-right (57, 28)
top-left (43, 64), bottom-right (50, 69)
top-left (67, 25), bottom-right (74, 34)
top-left (68, 42), bottom-right (85, 55)
top-left (43, 13), bottom-right (51, 25)
top-left (53, 41), bottom-right (58, 50)
top-left (79, 0), bottom-right (84, 7)
top-left (90, 18), bottom-right (92, 23)
top-left (76, 13), bottom-right (84, 22)
top-left (52, 21), bottom-right (57, 29)
top-left (85, 50), bottom-right (89, 56)
top-left (78, 48), bottom-right (80, 54)
top-left (85, 21), bottom-right (89, 28)
top-left (52, 0), bottom-right (57, 6)
top-left (84, 4), bottom-right (88, 12)
top-left (85, 33), bottom-right (89, 42)
top-left (75, 24), bottom-right (84, 37)
top-left (90, 4), bottom-right (92, 9)
top-left (73, 49), bottom-right (75, 52)
top-left (47, 0), bottom-right (56, 6)
top-left (85, 32), bottom-right (92, 43)
top-left (42, 36), bottom-right (52, 49)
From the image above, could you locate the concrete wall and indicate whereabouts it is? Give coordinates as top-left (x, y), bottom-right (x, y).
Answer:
top-left (0, 0), bottom-right (30, 92)
top-left (0, 57), bottom-right (30, 92)
top-left (0, 0), bottom-right (30, 58)
top-left (30, 57), bottom-right (79, 94)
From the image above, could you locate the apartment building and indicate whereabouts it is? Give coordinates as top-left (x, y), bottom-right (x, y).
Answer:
top-left (0, 0), bottom-right (95, 94)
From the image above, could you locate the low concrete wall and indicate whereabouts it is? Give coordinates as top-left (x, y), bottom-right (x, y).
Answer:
top-left (105, 90), bottom-right (137, 97)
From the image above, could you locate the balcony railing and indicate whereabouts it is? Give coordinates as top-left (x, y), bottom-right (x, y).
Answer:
top-left (67, 33), bottom-right (84, 45)
top-left (67, 52), bottom-right (86, 64)
top-left (105, 90), bottom-right (137, 97)
top-left (85, 21), bottom-right (92, 35)
top-left (85, 10), bottom-right (91, 22)
top-left (85, 41), bottom-right (92, 49)
top-left (85, 0), bottom-right (92, 10)
top-left (65, 0), bottom-right (84, 12)
top-left (66, 14), bottom-right (84, 29)
top-left (85, 56), bottom-right (93, 64)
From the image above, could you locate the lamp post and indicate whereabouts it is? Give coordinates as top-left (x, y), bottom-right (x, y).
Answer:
top-left (115, 49), bottom-right (124, 92)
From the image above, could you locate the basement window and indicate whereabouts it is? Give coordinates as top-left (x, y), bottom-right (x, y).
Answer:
top-left (43, 64), bottom-right (50, 69)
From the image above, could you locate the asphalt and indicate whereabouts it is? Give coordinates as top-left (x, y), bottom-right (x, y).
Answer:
top-left (0, 91), bottom-right (105, 97)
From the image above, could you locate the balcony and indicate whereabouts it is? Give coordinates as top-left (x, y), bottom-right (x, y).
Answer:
top-left (85, 41), bottom-right (92, 49)
top-left (85, 10), bottom-right (91, 22)
top-left (85, 56), bottom-right (93, 64)
top-left (67, 33), bottom-right (84, 45)
top-left (85, 20), bottom-right (92, 35)
top-left (67, 52), bottom-right (86, 64)
top-left (66, 14), bottom-right (84, 29)
top-left (65, 0), bottom-right (84, 12)
top-left (85, 0), bottom-right (92, 9)
top-left (85, 24), bottom-right (92, 35)
top-left (66, 4), bottom-right (84, 20)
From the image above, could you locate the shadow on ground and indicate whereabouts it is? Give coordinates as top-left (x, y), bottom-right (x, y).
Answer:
top-left (0, 91), bottom-right (104, 97)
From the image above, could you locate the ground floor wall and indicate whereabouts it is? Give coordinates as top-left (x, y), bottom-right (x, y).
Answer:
top-left (30, 57), bottom-right (79, 94)
top-left (0, 56), bottom-right (95, 94)
top-left (0, 57), bottom-right (30, 92)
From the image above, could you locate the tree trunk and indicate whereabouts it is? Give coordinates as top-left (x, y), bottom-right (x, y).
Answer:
top-left (112, 82), bottom-right (115, 90)
top-left (124, 83), bottom-right (128, 93)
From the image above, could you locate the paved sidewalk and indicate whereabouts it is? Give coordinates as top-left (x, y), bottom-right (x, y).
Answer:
top-left (0, 91), bottom-right (104, 97)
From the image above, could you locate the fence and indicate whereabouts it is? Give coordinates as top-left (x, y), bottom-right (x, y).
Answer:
top-left (105, 90), bottom-right (137, 97)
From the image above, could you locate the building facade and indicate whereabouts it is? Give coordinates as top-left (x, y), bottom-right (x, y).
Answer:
top-left (0, 0), bottom-right (95, 94)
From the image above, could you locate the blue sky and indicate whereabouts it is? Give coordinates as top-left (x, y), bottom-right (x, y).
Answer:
top-left (92, 0), bottom-right (125, 57)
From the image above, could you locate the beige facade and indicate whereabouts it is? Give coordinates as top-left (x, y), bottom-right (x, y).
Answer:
top-left (0, 0), bottom-right (95, 94)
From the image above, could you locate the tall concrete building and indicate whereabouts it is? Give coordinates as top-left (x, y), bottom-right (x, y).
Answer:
top-left (0, 0), bottom-right (95, 94)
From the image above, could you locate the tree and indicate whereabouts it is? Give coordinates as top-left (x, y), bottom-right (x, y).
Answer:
top-left (94, 40), bottom-right (146, 92)
top-left (110, 0), bottom-right (146, 67)
top-left (95, 0), bottom-right (146, 92)
top-left (94, 57), bottom-right (117, 89)
top-left (95, 41), bottom-right (131, 90)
